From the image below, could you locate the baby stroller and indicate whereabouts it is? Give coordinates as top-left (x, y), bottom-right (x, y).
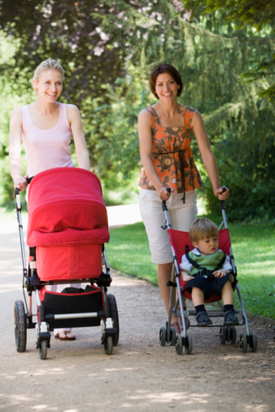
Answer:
top-left (159, 192), bottom-right (257, 355)
top-left (14, 167), bottom-right (119, 359)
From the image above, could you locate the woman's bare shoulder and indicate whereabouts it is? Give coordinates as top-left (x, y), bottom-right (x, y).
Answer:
top-left (10, 106), bottom-right (24, 122)
top-left (138, 107), bottom-right (152, 122)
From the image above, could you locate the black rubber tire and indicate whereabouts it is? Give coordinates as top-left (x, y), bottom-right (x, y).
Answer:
top-left (106, 294), bottom-right (119, 346)
top-left (14, 300), bottom-right (27, 353)
top-left (250, 332), bottom-right (257, 352)
top-left (170, 326), bottom-right (177, 346)
top-left (240, 333), bottom-right (248, 353)
top-left (39, 341), bottom-right (47, 360)
top-left (175, 335), bottom-right (183, 355)
top-left (185, 334), bottom-right (193, 355)
top-left (228, 326), bottom-right (237, 345)
top-left (104, 335), bottom-right (113, 355)
top-left (159, 327), bottom-right (166, 346)
top-left (219, 327), bottom-right (227, 345)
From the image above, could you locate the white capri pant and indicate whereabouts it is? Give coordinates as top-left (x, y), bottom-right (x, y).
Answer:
top-left (139, 189), bottom-right (198, 264)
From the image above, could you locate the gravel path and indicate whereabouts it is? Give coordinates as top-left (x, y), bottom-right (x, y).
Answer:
top-left (0, 209), bottom-right (274, 412)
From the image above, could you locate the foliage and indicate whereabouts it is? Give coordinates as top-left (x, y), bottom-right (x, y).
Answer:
top-left (0, 1), bottom-right (274, 221)
top-left (107, 220), bottom-right (275, 319)
top-left (179, 0), bottom-right (275, 100)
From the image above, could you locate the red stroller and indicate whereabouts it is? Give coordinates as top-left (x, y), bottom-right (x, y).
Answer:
top-left (159, 194), bottom-right (257, 355)
top-left (14, 167), bottom-right (119, 359)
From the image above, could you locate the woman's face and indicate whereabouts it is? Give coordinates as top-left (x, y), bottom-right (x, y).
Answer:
top-left (155, 72), bottom-right (179, 101)
top-left (34, 69), bottom-right (63, 102)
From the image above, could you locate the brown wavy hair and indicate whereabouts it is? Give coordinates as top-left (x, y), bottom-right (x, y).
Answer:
top-left (149, 63), bottom-right (183, 99)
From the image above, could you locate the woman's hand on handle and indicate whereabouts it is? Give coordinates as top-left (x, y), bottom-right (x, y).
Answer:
top-left (13, 174), bottom-right (28, 192)
top-left (158, 186), bottom-right (171, 201)
top-left (214, 186), bottom-right (230, 201)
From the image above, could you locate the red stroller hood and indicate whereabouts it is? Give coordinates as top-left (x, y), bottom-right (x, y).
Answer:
top-left (27, 168), bottom-right (109, 247)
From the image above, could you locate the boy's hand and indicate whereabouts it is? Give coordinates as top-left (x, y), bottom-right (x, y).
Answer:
top-left (213, 270), bottom-right (227, 278)
top-left (181, 271), bottom-right (193, 281)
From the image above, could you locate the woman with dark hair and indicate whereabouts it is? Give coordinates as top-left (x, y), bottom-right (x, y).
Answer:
top-left (138, 63), bottom-right (230, 333)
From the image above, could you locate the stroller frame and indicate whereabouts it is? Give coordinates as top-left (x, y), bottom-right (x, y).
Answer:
top-left (159, 196), bottom-right (257, 355)
top-left (14, 177), bottom-right (119, 360)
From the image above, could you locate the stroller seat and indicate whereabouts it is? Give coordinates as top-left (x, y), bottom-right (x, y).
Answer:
top-left (168, 227), bottom-right (235, 303)
top-left (158, 197), bottom-right (257, 355)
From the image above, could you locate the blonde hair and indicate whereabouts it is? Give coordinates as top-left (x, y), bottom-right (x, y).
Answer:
top-left (33, 59), bottom-right (64, 91)
top-left (189, 218), bottom-right (219, 243)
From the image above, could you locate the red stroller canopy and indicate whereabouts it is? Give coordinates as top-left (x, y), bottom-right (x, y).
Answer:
top-left (27, 168), bottom-right (109, 247)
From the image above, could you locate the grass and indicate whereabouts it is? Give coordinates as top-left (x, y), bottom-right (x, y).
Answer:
top-left (2, 203), bottom-right (274, 319)
top-left (106, 219), bottom-right (275, 319)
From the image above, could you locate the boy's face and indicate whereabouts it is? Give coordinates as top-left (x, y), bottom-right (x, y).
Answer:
top-left (192, 236), bottom-right (219, 256)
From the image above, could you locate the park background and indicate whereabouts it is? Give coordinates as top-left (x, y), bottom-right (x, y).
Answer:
top-left (0, 0), bottom-right (274, 318)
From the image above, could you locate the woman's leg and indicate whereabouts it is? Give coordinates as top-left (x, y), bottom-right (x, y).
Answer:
top-left (51, 283), bottom-right (78, 339)
top-left (157, 262), bottom-right (175, 320)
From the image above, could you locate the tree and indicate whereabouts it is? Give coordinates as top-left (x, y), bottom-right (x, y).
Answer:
top-left (179, 0), bottom-right (275, 100)
top-left (0, 0), bottom-right (274, 220)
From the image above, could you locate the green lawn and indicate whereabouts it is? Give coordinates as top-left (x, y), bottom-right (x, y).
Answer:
top-left (106, 220), bottom-right (275, 319)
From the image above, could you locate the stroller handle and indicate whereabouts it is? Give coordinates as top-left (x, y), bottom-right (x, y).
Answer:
top-left (162, 187), bottom-right (171, 211)
top-left (220, 186), bottom-right (228, 210)
top-left (14, 176), bottom-right (34, 196)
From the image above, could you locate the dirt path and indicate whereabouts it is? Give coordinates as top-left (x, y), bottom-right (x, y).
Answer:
top-left (0, 211), bottom-right (274, 412)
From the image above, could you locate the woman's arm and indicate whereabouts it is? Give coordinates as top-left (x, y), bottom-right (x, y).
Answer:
top-left (67, 104), bottom-right (90, 171)
top-left (192, 110), bottom-right (229, 200)
top-left (9, 107), bottom-right (28, 191)
top-left (138, 109), bottom-right (170, 201)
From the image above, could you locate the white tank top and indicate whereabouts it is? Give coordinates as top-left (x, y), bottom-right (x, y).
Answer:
top-left (22, 102), bottom-right (75, 177)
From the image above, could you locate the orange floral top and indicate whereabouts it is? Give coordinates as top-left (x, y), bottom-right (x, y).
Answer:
top-left (139, 106), bottom-right (203, 200)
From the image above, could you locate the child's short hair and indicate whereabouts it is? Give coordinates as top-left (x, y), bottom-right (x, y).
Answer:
top-left (189, 218), bottom-right (219, 243)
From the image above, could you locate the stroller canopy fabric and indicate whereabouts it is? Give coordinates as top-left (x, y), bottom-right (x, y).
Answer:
top-left (27, 168), bottom-right (109, 247)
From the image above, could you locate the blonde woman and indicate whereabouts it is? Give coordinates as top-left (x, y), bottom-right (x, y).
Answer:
top-left (9, 59), bottom-right (90, 340)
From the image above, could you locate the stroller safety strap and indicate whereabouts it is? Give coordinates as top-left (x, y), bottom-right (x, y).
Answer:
top-left (185, 245), bottom-right (227, 279)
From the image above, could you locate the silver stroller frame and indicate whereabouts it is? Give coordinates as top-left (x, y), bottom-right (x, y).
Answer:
top-left (159, 193), bottom-right (257, 355)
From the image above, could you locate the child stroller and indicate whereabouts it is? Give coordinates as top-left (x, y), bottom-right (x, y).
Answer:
top-left (14, 167), bottom-right (119, 359)
top-left (159, 192), bottom-right (257, 355)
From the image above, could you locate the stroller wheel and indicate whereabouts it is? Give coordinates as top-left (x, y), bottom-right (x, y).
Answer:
top-left (250, 332), bottom-right (257, 353)
top-left (219, 327), bottom-right (227, 345)
top-left (170, 326), bottom-right (177, 346)
top-left (240, 333), bottom-right (248, 353)
top-left (104, 336), bottom-right (113, 355)
top-left (184, 334), bottom-right (193, 355)
top-left (14, 300), bottom-right (27, 353)
top-left (175, 335), bottom-right (183, 355)
top-left (159, 327), bottom-right (166, 346)
top-left (228, 326), bottom-right (236, 345)
top-left (106, 294), bottom-right (119, 346)
top-left (39, 341), bottom-right (47, 360)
